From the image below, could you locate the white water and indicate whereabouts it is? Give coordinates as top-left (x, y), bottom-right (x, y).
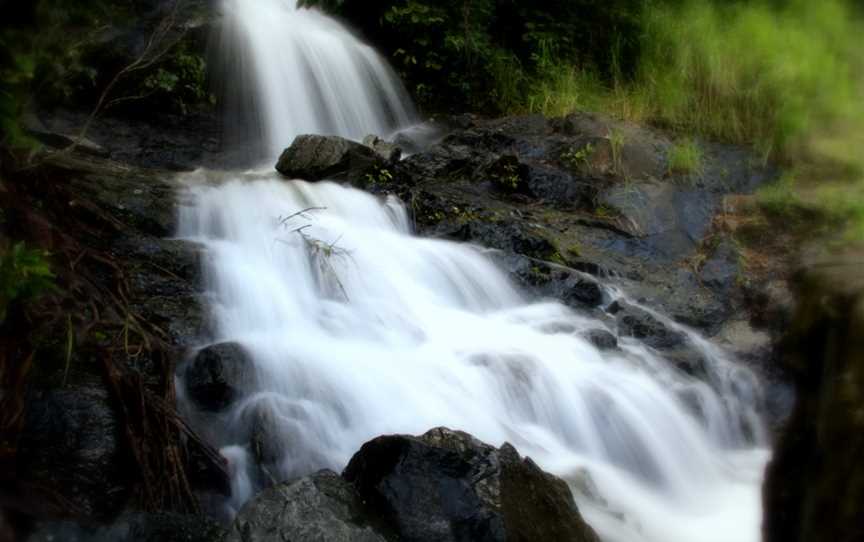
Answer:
top-left (216, 0), bottom-right (416, 157)
top-left (179, 1), bottom-right (770, 541)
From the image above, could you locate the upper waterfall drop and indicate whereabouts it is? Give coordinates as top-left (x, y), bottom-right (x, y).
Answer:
top-left (217, 0), bottom-right (417, 157)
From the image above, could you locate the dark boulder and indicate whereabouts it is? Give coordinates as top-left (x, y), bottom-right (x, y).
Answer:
top-left (763, 246), bottom-right (864, 542)
top-left (276, 135), bottom-right (383, 182)
top-left (581, 329), bottom-right (618, 351)
top-left (343, 427), bottom-right (599, 542)
top-left (609, 301), bottom-right (687, 350)
top-left (185, 342), bottom-right (251, 412)
top-left (560, 275), bottom-right (605, 310)
top-left (225, 470), bottom-right (386, 542)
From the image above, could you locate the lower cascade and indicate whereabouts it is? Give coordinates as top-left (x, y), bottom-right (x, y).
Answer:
top-left (178, 171), bottom-right (769, 542)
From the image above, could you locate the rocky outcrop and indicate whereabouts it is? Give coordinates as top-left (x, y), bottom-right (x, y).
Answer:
top-left (763, 246), bottom-right (864, 542)
top-left (0, 151), bottom-right (226, 529)
top-left (276, 135), bottom-right (384, 182)
top-left (226, 428), bottom-right (599, 542)
top-left (226, 470), bottom-right (386, 542)
top-left (379, 113), bottom-right (770, 342)
top-left (343, 427), bottom-right (599, 542)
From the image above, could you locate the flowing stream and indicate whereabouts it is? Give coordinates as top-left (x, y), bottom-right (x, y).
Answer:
top-left (178, 1), bottom-right (770, 541)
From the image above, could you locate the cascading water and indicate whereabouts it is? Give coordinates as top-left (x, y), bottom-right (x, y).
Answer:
top-left (178, 1), bottom-right (771, 541)
top-left (216, 0), bottom-right (416, 158)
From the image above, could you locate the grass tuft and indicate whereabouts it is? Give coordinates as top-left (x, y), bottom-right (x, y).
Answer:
top-left (668, 138), bottom-right (703, 176)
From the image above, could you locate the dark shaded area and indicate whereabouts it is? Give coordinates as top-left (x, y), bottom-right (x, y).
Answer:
top-left (763, 246), bottom-right (864, 542)
top-left (0, 150), bottom-right (227, 537)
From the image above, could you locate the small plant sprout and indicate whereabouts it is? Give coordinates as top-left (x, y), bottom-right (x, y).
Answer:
top-left (608, 128), bottom-right (626, 177)
top-left (561, 142), bottom-right (595, 172)
top-left (364, 165), bottom-right (394, 188)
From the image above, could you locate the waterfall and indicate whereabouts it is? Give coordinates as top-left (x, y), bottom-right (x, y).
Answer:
top-left (178, 1), bottom-right (770, 541)
top-left (216, 0), bottom-right (417, 157)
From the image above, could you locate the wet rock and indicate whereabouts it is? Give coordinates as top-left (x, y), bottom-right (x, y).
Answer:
top-left (247, 405), bottom-right (288, 467)
top-left (27, 512), bottom-right (226, 542)
top-left (51, 153), bottom-right (179, 237)
top-left (362, 134), bottom-right (402, 163)
top-left (524, 163), bottom-right (596, 209)
top-left (185, 342), bottom-right (251, 412)
top-left (343, 427), bottom-right (599, 542)
top-left (601, 182), bottom-right (714, 260)
top-left (226, 470), bottom-right (386, 542)
top-left (582, 329), bottom-right (618, 351)
top-left (398, 142), bottom-right (474, 183)
top-left (609, 301), bottom-right (687, 350)
top-left (139, 293), bottom-right (207, 347)
top-left (763, 246), bottom-right (864, 542)
top-left (486, 114), bottom-right (549, 137)
top-left (276, 135), bottom-right (382, 182)
top-left (122, 239), bottom-right (207, 348)
top-left (550, 113), bottom-right (668, 180)
top-left (16, 382), bottom-right (126, 520)
top-left (662, 348), bottom-right (708, 378)
top-left (700, 240), bottom-right (740, 293)
top-left (457, 221), bottom-right (559, 262)
top-left (560, 275), bottom-right (605, 309)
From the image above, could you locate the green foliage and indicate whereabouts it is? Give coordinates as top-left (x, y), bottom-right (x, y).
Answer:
top-left (633, 0), bottom-right (864, 159)
top-left (379, 0), bottom-right (523, 110)
top-left (668, 139), bottom-right (703, 176)
top-left (561, 142), bottom-right (595, 172)
top-left (0, 242), bottom-right (55, 323)
top-left (0, 2), bottom-right (129, 147)
top-left (364, 165), bottom-right (394, 188)
top-left (304, 0), bottom-right (642, 112)
top-left (495, 162), bottom-right (521, 191)
top-left (140, 45), bottom-right (213, 115)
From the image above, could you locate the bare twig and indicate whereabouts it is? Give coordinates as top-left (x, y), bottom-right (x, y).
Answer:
top-left (277, 207), bottom-right (327, 227)
top-left (66, 0), bottom-right (186, 154)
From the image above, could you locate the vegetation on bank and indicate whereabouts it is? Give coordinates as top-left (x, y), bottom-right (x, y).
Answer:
top-left (0, 1), bottom-right (213, 151)
top-left (308, 0), bottom-right (864, 240)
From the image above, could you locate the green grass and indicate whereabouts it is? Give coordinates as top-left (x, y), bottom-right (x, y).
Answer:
top-left (521, 0), bottom-right (864, 239)
top-left (636, 0), bottom-right (864, 159)
top-left (668, 138), bottom-right (703, 176)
